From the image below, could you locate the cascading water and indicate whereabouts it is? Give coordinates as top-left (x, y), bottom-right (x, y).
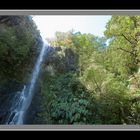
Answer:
top-left (6, 40), bottom-right (48, 124)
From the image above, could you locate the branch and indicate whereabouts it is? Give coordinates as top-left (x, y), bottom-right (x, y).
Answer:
top-left (122, 34), bottom-right (137, 48)
top-left (116, 47), bottom-right (134, 55)
top-left (122, 34), bottom-right (133, 44)
top-left (129, 34), bottom-right (138, 42)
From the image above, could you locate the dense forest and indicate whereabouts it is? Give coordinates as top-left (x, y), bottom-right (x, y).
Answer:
top-left (1, 16), bottom-right (140, 124)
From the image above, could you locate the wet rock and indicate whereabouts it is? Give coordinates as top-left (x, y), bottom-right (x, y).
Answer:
top-left (0, 80), bottom-right (24, 124)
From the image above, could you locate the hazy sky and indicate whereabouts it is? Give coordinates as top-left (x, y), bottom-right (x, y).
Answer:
top-left (33, 15), bottom-right (111, 39)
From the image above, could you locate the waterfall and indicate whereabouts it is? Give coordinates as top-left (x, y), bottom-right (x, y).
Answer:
top-left (6, 41), bottom-right (48, 124)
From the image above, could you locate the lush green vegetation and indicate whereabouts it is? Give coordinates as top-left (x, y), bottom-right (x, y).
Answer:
top-left (1, 16), bottom-right (140, 124)
top-left (0, 16), bottom-right (41, 85)
top-left (36, 16), bottom-right (140, 124)
top-left (0, 16), bottom-right (42, 123)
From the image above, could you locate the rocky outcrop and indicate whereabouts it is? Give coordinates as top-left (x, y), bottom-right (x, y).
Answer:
top-left (24, 46), bottom-right (79, 124)
top-left (43, 46), bottom-right (79, 74)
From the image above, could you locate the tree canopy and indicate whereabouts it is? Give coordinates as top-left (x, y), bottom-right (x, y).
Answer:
top-left (36, 16), bottom-right (140, 124)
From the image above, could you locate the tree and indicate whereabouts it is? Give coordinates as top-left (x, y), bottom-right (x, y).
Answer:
top-left (104, 16), bottom-right (140, 76)
top-left (0, 16), bottom-right (41, 82)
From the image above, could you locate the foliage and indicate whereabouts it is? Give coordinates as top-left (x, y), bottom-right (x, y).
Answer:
top-left (40, 17), bottom-right (140, 124)
top-left (39, 72), bottom-right (93, 124)
top-left (0, 16), bottom-right (41, 82)
top-left (2, 16), bottom-right (140, 124)
top-left (104, 16), bottom-right (140, 76)
top-left (50, 94), bottom-right (92, 124)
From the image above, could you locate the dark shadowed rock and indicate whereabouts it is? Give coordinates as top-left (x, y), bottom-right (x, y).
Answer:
top-left (0, 16), bottom-right (43, 124)
top-left (43, 46), bottom-right (79, 74)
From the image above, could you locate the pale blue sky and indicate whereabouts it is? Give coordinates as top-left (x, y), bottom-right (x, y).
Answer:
top-left (33, 16), bottom-right (111, 39)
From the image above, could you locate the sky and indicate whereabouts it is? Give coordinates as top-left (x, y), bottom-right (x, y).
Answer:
top-left (32, 15), bottom-right (111, 39)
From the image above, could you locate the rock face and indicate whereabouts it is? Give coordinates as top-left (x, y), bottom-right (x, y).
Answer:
top-left (0, 16), bottom-right (42, 124)
top-left (43, 46), bottom-right (79, 74)
top-left (24, 46), bottom-right (80, 124)
top-left (0, 82), bottom-right (24, 123)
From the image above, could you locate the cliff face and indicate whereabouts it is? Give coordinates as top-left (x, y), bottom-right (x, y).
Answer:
top-left (0, 16), bottom-right (42, 123)
top-left (25, 46), bottom-right (80, 124)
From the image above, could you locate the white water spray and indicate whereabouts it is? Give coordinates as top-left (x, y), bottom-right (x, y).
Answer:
top-left (6, 41), bottom-right (48, 124)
